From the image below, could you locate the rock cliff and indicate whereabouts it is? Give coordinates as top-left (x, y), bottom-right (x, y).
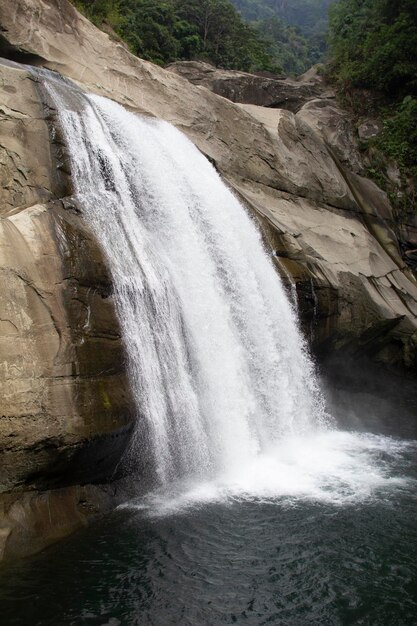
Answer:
top-left (0, 0), bottom-right (416, 560)
top-left (166, 60), bottom-right (324, 112)
top-left (0, 59), bottom-right (137, 560)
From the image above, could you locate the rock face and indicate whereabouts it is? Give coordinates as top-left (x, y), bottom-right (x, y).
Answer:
top-left (0, 0), bottom-right (416, 559)
top-left (0, 60), bottom-right (135, 560)
top-left (234, 103), bottom-right (417, 366)
top-left (166, 61), bottom-right (324, 112)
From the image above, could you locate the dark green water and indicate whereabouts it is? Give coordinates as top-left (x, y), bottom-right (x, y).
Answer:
top-left (1, 431), bottom-right (417, 626)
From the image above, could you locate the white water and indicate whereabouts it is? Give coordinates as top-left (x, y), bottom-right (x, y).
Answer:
top-left (42, 75), bottom-right (415, 508)
top-left (128, 431), bottom-right (415, 515)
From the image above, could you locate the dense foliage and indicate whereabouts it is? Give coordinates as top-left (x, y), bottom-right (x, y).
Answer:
top-left (255, 18), bottom-right (327, 74)
top-left (230, 0), bottom-right (334, 73)
top-left (230, 0), bottom-right (334, 34)
top-left (328, 0), bottom-right (417, 214)
top-left (74, 0), bottom-right (279, 72)
top-left (379, 98), bottom-right (417, 182)
top-left (328, 0), bottom-right (417, 96)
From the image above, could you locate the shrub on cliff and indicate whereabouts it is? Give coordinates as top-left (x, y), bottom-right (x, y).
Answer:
top-left (328, 0), bottom-right (417, 216)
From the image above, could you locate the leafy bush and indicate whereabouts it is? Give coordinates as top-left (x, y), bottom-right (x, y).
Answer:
top-left (378, 97), bottom-right (417, 180)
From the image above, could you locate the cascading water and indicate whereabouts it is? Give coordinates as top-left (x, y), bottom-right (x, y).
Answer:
top-left (41, 71), bottom-right (328, 486)
top-left (3, 69), bottom-right (417, 626)
top-left (36, 71), bottom-right (415, 513)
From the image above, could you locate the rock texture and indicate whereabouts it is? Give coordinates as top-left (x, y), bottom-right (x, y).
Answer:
top-left (166, 61), bottom-right (325, 112)
top-left (234, 103), bottom-right (417, 365)
top-left (0, 0), bottom-right (417, 559)
top-left (0, 60), bottom-right (135, 560)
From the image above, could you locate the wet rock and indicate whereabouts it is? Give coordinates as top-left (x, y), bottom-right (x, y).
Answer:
top-left (0, 61), bottom-right (136, 559)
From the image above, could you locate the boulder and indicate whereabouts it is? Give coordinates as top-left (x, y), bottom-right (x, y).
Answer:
top-left (297, 98), bottom-right (364, 174)
top-left (167, 60), bottom-right (323, 112)
top-left (358, 119), bottom-right (383, 140)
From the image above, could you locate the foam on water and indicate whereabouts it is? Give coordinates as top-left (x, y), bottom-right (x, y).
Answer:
top-left (126, 431), bottom-right (416, 514)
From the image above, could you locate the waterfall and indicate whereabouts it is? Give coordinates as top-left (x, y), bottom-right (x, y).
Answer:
top-left (41, 72), bottom-right (329, 488)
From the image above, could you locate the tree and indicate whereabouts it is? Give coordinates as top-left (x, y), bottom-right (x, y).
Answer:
top-left (73, 0), bottom-right (278, 71)
top-left (328, 0), bottom-right (417, 96)
top-left (229, 0), bottom-right (335, 73)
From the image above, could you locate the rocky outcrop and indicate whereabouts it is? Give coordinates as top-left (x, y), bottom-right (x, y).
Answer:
top-left (0, 0), bottom-right (417, 559)
top-left (0, 60), bottom-right (135, 560)
top-left (234, 103), bottom-right (417, 365)
top-left (166, 61), bottom-right (325, 112)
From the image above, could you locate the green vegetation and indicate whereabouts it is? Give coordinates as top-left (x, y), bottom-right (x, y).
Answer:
top-left (230, 0), bottom-right (334, 35)
top-left (328, 0), bottom-right (417, 215)
top-left (379, 97), bottom-right (417, 181)
top-left (254, 17), bottom-right (326, 74)
top-left (328, 0), bottom-right (417, 96)
top-left (230, 0), bottom-right (334, 74)
top-left (73, 0), bottom-right (280, 72)
top-left (73, 0), bottom-right (336, 75)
